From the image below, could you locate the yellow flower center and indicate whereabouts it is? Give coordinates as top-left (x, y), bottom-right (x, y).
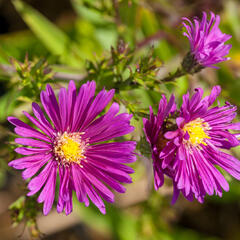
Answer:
top-left (54, 132), bottom-right (87, 165)
top-left (183, 118), bottom-right (210, 146)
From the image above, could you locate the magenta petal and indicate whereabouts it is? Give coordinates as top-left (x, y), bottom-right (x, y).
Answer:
top-left (15, 138), bottom-right (51, 149)
top-left (226, 122), bottom-right (240, 130)
top-left (176, 117), bottom-right (185, 128)
top-left (83, 102), bottom-right (120, 139)
top-left (71, 164), bottom-right (87, 203)
top-left (87, 113), bottom-right (134, 143)
top-left (153, 163), bottom-right (164, 190)
top-left (15, 147), bottom-right (48, 155)
top-left (85, 164), bottom-right (126, 193)
top-left (27, 160), bottom-right (55, 196)
top-left (38, 165), bottom-right (57, 215)
top-left (22, 154), bottom-right (52, 179)
top-left (84, 179), bottom-right (106, 214)
top-left (57, 166), bottom-right (74, 215)
top-left (82, 166), bottom-right (114, 203)
top-left (71, 81), bottom-right (96, 132)
top-left (205, 85), bottom-right (221, 106)
top-left (171, 184), bottom-right (180, 205)
top-left (32, 102), bottom-right (55, 135)
top-left (164, 130), bottom-right (179, 139)
top-left (14, 126), bottom-right (51, 142)
top-left (87, 142), bottom-right (136, 163)
top-left (86, 158), bottom-right (132, 184)
top-left (9, 153), bottom-right (52, 169)
top-left (58, 87), bottom-right (68, 131)
top-left (79, 89), bottom-right (115, 131)
top-left (40, 90), bottom-right (61, 131)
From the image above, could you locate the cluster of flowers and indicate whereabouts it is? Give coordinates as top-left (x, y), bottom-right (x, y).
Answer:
top-left (8, 12), bottom-right (239, 215)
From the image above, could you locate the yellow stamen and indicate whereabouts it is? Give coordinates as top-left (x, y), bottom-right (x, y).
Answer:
top-left (183, 118), bottom-right (210, 146)
top-left (54, 132), bottom-right (86, 165)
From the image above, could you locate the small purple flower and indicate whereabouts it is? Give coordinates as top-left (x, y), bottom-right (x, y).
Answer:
top-left (144, 86), bottom-right (240, 203)
top-left (182, 12), bottom-right (232, 68)
top-left (8, 81), bottom-right (136, 215)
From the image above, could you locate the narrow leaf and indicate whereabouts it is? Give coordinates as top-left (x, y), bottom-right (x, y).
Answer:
top-left (13, 0), bottom-right (69, 55)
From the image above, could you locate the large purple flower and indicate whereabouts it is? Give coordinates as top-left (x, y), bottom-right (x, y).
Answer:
top-left (144, 86), bottom-right (240, 203)
top-left (182, 12), bottom-right (232, 68)
top-left (8, 81), bottom-right (136, 215)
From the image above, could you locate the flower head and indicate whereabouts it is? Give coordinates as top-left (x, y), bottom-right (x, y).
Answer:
top-left (144, 86), bottom-right (240, 203)
top-left (182, 12), bottom-right (232, 68)
top-left (8, 81), bottom-right (136, 215)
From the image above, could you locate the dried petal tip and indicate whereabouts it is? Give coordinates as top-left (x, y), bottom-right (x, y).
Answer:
top-left (182, 12), bottom-right (232, 68)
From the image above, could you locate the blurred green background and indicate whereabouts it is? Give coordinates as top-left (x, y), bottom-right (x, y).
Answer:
top-left (0, 0), bottom-right (240, 239)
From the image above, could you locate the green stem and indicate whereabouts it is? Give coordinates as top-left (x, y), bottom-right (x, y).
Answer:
top-left (160, 67), bottom-right (186, 83)
top-left (159, 52), bottom-right (204, 83)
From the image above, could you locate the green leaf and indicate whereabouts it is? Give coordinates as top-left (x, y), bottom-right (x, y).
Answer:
top-left (0, 90), bottom-right (20, 122)
top-left (140, 7), bottom-right (159, 36)
top-left (71, 0), bottom-right (109, 24)
top-left (12, 0), bottom-right (69, 56)
top-left (0, 47), bottom-right (10, 63)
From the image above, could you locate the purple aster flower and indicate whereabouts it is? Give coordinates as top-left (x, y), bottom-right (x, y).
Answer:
top-left (8, 81), bottom-right (136, 215)
top-left (182, 12), bottom-right (232, 68)
top-left (144, 86), bottom-right (240, 204)
top-left (143, 95), bottom-right (177, 190)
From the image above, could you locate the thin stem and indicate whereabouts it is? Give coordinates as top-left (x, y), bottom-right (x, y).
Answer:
top-left (159, 52), bottom-right (204, 83)
top-left (160, 67), bottom-right (186, 83)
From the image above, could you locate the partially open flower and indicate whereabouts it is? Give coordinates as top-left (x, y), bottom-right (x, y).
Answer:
top-left (8, 81), bottom-right (136, 215)
top-left (182, 12), bottom-right (232, 69)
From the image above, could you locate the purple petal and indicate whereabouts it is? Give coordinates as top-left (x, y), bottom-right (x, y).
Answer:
top-left (15, 138), bottom-right (51, 149)
top-left (38, 164), bottom-right (57, 215)
top-left (84, 178), bottom-right (106, 214)
top-left (27, 160), bottom-right (55, 196)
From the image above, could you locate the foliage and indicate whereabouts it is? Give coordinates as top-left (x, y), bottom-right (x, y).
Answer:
top-left (9, 195), bottom-right (43, 238)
